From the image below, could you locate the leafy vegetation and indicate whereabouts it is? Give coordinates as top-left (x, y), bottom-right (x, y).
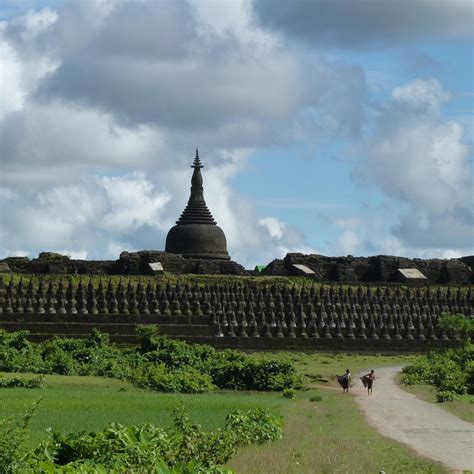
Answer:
top-left (1, 405), bottom-right (281, 472)
top-left (437, 313), bottom-right (474, 341)
top-left (0, 327), bottom-right (301, 394)
top-left (401, 344), bottom-right (473, 402)
top-left (400, 313), bottom-right (473, 403)
top-left (0, 374), bottom-right (44, 389)
top-left (0, 398), bottom-right (42, 473)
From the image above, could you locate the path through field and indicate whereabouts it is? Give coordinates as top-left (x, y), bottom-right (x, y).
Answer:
top-left (353, 365), bottom-right (474, 473)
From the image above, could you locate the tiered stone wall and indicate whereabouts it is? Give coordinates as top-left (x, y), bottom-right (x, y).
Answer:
top-left (0, 277), bottom-right (471, 350)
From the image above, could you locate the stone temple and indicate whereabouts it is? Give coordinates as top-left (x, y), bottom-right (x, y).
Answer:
top-left (165, 150), bottom-right (230, 260)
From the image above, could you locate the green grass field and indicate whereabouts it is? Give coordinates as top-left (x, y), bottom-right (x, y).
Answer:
top-left (0, 352), bottom-right (447, 473)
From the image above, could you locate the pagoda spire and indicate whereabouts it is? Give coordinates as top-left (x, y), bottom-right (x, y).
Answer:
top-left (192, 148), bottom-right (203, 169)
top-left (176, 149), bottom-right (216, 225)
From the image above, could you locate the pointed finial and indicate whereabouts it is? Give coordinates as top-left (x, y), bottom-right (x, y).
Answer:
top-left (192, 148), bottom-right (203, 169)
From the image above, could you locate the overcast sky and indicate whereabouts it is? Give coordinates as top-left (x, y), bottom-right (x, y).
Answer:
top-left (0, 0), bottom-right (473, 267)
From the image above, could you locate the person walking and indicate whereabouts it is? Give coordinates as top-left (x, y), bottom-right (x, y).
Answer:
top-left (337, 369), bottom-right (352, 394)
top-left (361, 369), bottom-right (375, 395)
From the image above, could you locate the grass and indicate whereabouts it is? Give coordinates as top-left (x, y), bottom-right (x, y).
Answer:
top-left (0, 352), bottom-right (447, 473)
top-left (253, 351), bottom-right (418, 384)
top-left (0, 372), bottom-right (282, 447)
top-left (396, 376), bottom-right (474, 424)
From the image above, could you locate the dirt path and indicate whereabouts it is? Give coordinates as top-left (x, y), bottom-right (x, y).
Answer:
top-left (352, 365), bottom-right (474, 473)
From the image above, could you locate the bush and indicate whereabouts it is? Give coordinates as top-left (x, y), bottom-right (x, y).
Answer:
top-left (436, 390), bottom-right (459, 403)
top-left (0, 327), bottom-right (301, 394)
top-left (0, 375), bottom-right (44, 389)
top-left (225, 408), bottom-right (282, 445)
top-left (438, 313), bottom-right (474, 341)
top-left (283, 388), bottom-right (295, 399)
top-left (401, 343), bottom-right (473, 401)
top-left (310, 395), bottom-right (322, 402)
top-left (209, 358), bottom-right (302, 391)
top-left (131, 364), bottom-right (215, 394)
top-left (0, 399), bottom-right (41, 473)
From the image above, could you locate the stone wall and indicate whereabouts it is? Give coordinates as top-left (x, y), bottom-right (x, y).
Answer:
top-left (1, 251), bottom-right (246, 276)
top-left (263, 253), bottom-right (474, 284)
top-left (2, 251), bottom-right (473, 283)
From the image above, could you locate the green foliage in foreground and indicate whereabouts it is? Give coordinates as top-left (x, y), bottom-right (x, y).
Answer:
top-left (1, 405), bottom-right (281, 473)
top-left (401, 344), bottom-right (473, 402)
top-left (0, 327), bottom-right (301, 394)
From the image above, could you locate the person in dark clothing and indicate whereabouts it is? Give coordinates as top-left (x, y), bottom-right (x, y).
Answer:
top-left (337, 369), bottom-right (352, 394)
top-left (361, 369), bottom-right (375, 395)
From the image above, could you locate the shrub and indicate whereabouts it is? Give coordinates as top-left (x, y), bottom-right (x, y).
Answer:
top-left (310, 395), bottom-right (322, 402)
top-left (0, 399), bottom-right (42, 473)
top-left (131, 364), bottom-right (215, 394)
top-left (436, 390), bottom-right (459, 403)
top-left (0, 375), bottom-right (44, 389)
top-left (0, 328), bottom-right (301, 394)
top-left (283, 388), bottom-right (295, 399)
top-left (438, 313), bottom-right (474, 341)
top-left (224, 408), bottom-right (282, 445)
top-left (401, 343), bottom-right (473, 401)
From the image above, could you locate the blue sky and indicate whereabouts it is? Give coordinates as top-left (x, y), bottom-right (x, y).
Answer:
top-left (0, 0), bottom-right (472, 267)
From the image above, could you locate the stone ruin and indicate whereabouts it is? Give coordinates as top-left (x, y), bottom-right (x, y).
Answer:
top-left (1, 251), bottom-right (473, 284)
top-left (0, 276), bottom-right (471, 350)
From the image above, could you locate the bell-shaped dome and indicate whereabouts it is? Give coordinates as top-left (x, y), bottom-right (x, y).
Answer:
top-left (165, 150), bottom-right (230, 260)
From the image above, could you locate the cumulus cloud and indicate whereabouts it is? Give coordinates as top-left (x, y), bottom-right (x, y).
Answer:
top-left (258, 217), bottom-right (316, 258)
top-left (0, 174), bottom-right (170, 259)
top-left (252, 0), bottom-right (473, 48)
top-left (354, 78), bottom-right (473, 254)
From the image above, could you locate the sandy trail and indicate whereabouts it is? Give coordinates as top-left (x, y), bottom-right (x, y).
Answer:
top-left (352, 365), bottom-right (474, 473)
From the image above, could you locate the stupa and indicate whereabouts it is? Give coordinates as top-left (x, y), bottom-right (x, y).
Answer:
top-left (165, 150), bottom-right (230, 260)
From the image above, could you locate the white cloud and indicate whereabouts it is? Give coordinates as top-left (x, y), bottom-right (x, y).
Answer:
top-left (353, 78), bottom-right (473, 255)
top-left (392, 78), bottom-right (451, 113)
top-left (259, 217), bottom-right (286, 239)
top-left (17, 8), bottom-right (58, 40)
top-left (337, 230), bottom-right (361, 255)
top-left (99, 174), bottom-right (170, 233)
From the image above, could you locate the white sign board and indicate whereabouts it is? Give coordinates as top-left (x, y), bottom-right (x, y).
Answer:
top-left (292, 264), bottom-right (315, 275)
top-left (148, 262), bottom-right (164, 273)
top-left (398, 268), bottom-right (427, 279)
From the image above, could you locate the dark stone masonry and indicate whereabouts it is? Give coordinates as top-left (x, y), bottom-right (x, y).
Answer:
top-left (1, 251), bottom-right (472, 284)
top-left (165, 150), bottom-right (230, 260)
top-left (263, 253), bottom-right (474, 284)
